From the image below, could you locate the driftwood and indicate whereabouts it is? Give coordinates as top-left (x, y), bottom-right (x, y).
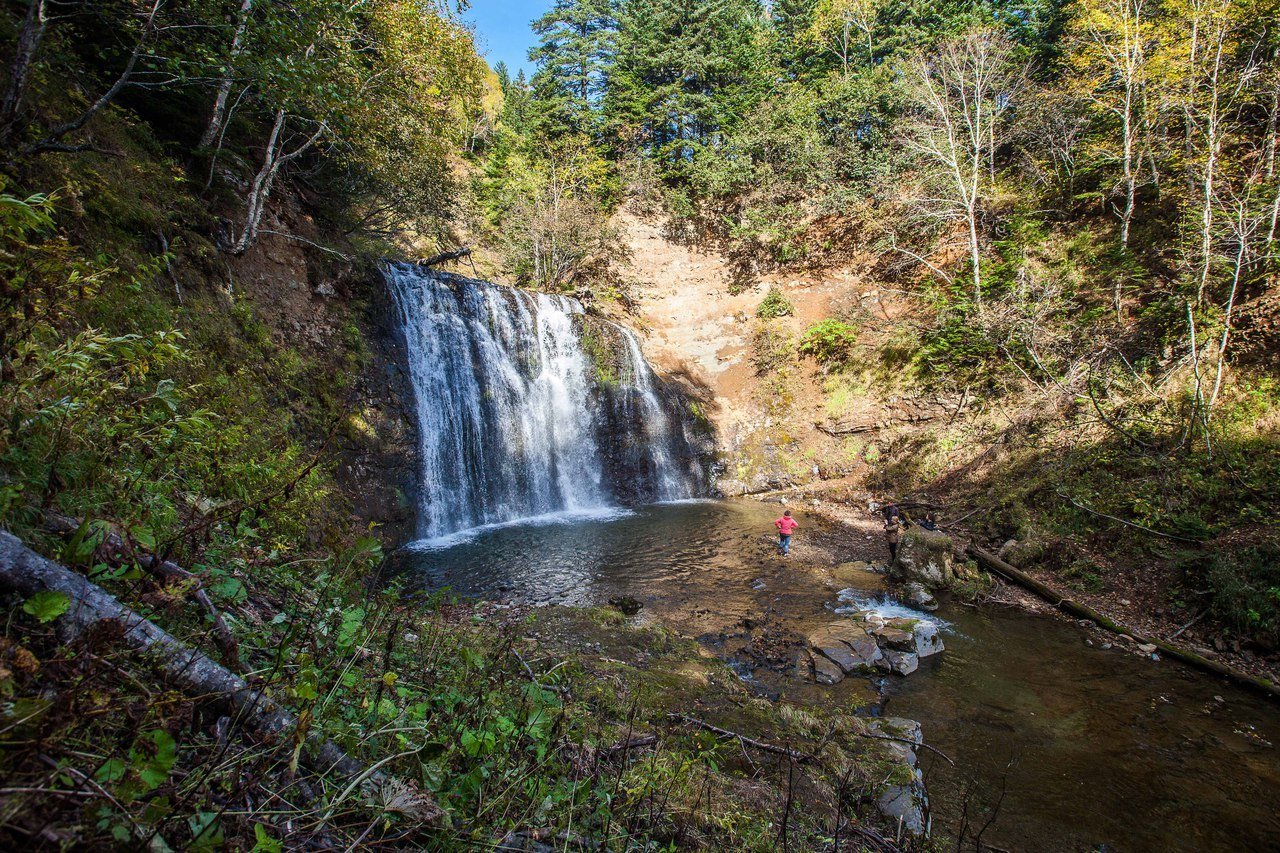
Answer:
top-left (41, 512), bottom-right (241, 671)
top-left (0, 530), bottom-right (419, 794)
top-left (417, 246), bottom-right (471, 267)
top-left (968, 545), bottom-right (1280, 701)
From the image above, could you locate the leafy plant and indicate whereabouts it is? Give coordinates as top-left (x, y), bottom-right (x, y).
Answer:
top-left (797, 318), bottom-right (858, 368)
top-left (756, 285), bottom-right (794, 319)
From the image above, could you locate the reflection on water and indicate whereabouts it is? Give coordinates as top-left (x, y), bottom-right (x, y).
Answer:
top-left (396, 500), bottom-right (1280, 851)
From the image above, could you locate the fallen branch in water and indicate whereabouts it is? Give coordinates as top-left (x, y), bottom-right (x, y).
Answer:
top-left (0, 530), bottom-right (439, 813)
top-left (668, 714), bottom-right (813, 762)
top-left (968, 545), bottom-right (1280, 701)
top-left (856, 733), bottom-right (954, 767)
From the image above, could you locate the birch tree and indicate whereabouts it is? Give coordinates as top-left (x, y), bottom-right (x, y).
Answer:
top-left (900, 30), bottom-right (1027, 307)
top-left (1067, 0), bottom-right (1159, 262)
top-left (808, 0), bottom-right (879, 74)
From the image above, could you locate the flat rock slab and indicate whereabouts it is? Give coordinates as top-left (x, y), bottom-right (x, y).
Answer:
top-left (870, 625), bottom-right (915, 652)
top-left (808, 650), bottom-right (844, 685)
top-left (809, 623), bottom-right (883, 674)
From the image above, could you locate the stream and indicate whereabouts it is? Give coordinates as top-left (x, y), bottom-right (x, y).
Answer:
top-left (397, 499), bottom-right (1280, 851)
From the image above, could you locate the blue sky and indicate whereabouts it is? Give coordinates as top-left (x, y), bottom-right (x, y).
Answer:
top-left (465, 0), bottom-right (553, 77)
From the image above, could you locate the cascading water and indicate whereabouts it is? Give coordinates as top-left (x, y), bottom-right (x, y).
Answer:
top-left (385, 262), bottom-right (704, 541)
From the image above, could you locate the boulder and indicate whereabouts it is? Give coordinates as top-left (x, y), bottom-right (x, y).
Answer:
top-left (1000, 537), bottom-right (1048, 567)
top-left (891, 527), bottom-right (955, 589)
top-left (809, 623), bottom-right (883, 674)
top-left (902, 581), bottom-right (938, 611)
top-left (878, 648), bottom-right (919, 676)
top-left (808, 650), bottom-right (844, 685)
top-left (870, 624), bottom-right (916, 652)
top-left (867, 718), bottom-right (928, 836)
top-left (910, 620), bottom-right (945, 658)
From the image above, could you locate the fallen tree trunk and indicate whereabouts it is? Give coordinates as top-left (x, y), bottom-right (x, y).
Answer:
top-left (41, 512), bottom-right (241, 672)
top-left (968, 545), bottom-right (1280, 701)
top-left (0, 530), bottom-right (418, 793)
top-left (815, 413), bottom-right (939, 437)
top-left (417, 247), bottom-right (471, 267)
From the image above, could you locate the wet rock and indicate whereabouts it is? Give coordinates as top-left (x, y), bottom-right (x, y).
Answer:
top-left (902, 581), bottom-right (938, 611)
top-left (891, 527), bottom-right (955, 589)
top-left (909, 620), bottom-right (944, 658)
top-left (866, 718), bottom-right (928, 836)
top-left (608, 596), bottom-right (643, 616)
top-left (807, 650), bottom-right (844, 685)
top-left (877, 648), bottom-right (920, 676)
top-left (870, 624), bottom-right (915, 652)
top-left (809, 624), bottom-right (883, 674)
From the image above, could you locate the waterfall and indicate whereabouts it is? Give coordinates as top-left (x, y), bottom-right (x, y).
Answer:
top-left (386, 263), bottom-right (704, 541)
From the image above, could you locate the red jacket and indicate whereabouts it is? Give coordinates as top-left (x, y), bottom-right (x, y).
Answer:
top-left (775, 516), bottom-right (798, 535)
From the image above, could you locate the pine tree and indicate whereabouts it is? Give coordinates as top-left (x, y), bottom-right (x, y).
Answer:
top-left (606, 0), bottom-right (768, 178)
top-left (528, 0), bottom-right (619, 138)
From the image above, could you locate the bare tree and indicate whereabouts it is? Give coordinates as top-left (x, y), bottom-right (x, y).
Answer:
top-left (232, 110), bottom-right (328, 254)
top-left (899, 30), bottom-right (1027, 307)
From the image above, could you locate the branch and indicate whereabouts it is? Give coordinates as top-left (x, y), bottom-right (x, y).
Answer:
top-left (1055, 490), bottom-right (1203, 543)
top-left (667, 714), bottom-right (813, 762)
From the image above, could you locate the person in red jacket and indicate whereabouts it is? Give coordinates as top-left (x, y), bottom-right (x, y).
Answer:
top-left (775, 510), bottom-right (798, 557)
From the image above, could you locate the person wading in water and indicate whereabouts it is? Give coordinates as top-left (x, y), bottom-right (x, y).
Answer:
top-left (883, 504), bottom-right (902, 563)
top-left (775, 510), bottom-right (798, 557)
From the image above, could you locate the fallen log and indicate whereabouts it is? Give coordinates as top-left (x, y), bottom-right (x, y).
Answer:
top-left (0, 530), bottom-right (434, 805)
top-left (41, 512), bottom-right (241, 672)
top-left (816, 412), bottom-right (940, 438)
top-left (968, 545), bottom-right (1280, 701)
top-left (417, 246), bottom-right (471, 267)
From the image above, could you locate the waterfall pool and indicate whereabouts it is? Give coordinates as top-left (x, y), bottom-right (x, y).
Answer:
top-left (394, 499), bottom-right (1280, 851)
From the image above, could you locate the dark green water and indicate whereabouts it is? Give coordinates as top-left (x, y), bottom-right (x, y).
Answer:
top-left (398, 500), bottom-right (1280, 851)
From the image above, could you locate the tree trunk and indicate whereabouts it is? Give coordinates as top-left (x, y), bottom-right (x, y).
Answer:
top-left (199, 0), bottom-right (255, 150)
top-left (0, 530), bottom-right (438, 796)
top-left (234, 109), bottom-right (286, 254)
top-left (0, 0), bottom-right (48, 137)
top-left (233, 111), bottom-right (327, 255)
top-left (40, 511), bottom-right (240, 671)
top-left (968, 545), bottom-right (1280, 700)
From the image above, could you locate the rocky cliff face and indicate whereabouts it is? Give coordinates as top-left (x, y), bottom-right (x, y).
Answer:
top-left (219, 219), bottom-right (421, 545)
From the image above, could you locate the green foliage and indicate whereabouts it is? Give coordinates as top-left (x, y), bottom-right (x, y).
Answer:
top-left (21, 591), bottom-right (71, 624)
top-left (797, 318), bottom-right (859, 367)
top-left (756, 285), bottom-right (795, 318)
top-left (1188, 545), bottom-right (1280, 644)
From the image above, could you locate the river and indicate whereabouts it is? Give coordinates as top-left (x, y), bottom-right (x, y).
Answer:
top-left (394, 499), bottom-right (1280, 851)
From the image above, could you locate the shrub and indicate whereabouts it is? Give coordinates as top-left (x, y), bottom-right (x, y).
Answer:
top-left (756, 286), bottom-right (794, 319)
top-left (797, 319), bottom-right (858, 368)
top-left (1188, 544), bottom-right (1280, 644)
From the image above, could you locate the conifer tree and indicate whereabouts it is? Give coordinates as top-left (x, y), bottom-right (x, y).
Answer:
top-left (529, 0), bottom-right (619, 138)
